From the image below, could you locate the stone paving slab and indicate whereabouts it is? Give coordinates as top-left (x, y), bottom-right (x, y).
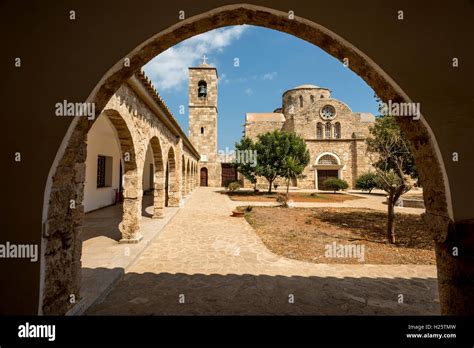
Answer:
top-left (68, 199), bottom-right (181, 315)
top-left (87, 187), bottom-right (439, 315)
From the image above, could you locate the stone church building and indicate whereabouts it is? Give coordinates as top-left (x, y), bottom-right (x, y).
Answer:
top-left (188, 60), bottom-right (375, 190)
top-left (244, 85), bottom-right (375, 190)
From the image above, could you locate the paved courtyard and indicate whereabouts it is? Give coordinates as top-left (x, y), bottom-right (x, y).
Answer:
top-left (86, 187), bottom-right (439, 315)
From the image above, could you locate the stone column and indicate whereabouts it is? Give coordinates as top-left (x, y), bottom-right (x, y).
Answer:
top-left (168, 179), bottom-right (181, 206)
top-left (153, 173), bottom-right (165, 218)
top-left (181, 167), bottom-right (187, 197)
top-left (119, 172), bottom-right (143, 243)
top-left (425, 214), bottom-right (474, 314)
top-left (168, 149), bottom-right (181, 207)
top-left (186, 169), bottom-right (191, 194)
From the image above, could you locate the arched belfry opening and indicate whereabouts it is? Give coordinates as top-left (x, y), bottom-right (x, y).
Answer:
top-left (198, 80), bottom-right (207, 98)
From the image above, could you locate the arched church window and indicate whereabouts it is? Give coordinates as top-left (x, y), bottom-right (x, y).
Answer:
top-left (299, 95), bottom-right (303, 107)
top-left (201, 127), bottom-right (204, 134)
top-left (316, 122), bottom-right (323, 139)
top-left (310, 95), bottom-right (315, 103)
top-left (320, 94), bottom-right (324, 99)
top-left (198, 80), bottom-right (207, 98)
top-left (325, 122), bottom-right (332, 139)
top-left (318, 154), bottom-right (339, 165)
top-left (334, 122), bottom-right (341, 139)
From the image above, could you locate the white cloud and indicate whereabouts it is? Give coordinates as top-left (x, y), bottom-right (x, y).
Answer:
top-left (143, 26), bottom-right (248, 91)
top-left (244, 88), bottom-right (253, 96)
top-left (262, 72), bottom-right (277, 80)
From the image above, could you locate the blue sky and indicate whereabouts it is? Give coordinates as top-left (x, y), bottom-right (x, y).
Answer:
top-left (144, 25), bottom-right (379, 150)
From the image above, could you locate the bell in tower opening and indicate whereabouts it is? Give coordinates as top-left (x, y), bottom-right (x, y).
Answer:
top-left (198, 80), bottom-right (207, 98)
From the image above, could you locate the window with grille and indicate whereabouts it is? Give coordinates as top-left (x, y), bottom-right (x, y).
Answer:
top-left (325, 122), bottom-right (332, 139)
top-left (334, 122), bottom-right (341, 139)
top-left (97, 155), bottom-right (113, 188)
top-left (316, 122), bottom-right (323, 139)
top-left (318, 154), bottom-right (338, 165)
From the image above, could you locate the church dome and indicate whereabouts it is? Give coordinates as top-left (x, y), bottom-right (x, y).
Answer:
top-left (292, 84), bottom-right (320, 89)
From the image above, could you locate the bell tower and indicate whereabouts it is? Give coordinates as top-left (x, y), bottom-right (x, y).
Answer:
top-left (188, 56), bottom-right (220, 186)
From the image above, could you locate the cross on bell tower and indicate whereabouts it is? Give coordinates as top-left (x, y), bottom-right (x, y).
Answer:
top-left (201, 55), bottom-right (208, 65)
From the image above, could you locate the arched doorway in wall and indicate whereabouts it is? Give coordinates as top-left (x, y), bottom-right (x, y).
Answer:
top-left (315, 153), bottom-right (343, 190)
top-left (41, 4), bottom-right (461, 315)
top-left (200, 167), bottom-right (208, 187)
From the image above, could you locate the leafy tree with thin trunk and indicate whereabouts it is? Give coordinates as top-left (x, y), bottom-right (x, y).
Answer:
top-left (324, 178), bottom-right (349, 194)
top-left (355, 172), bottom-right (378, 193)
top-left (281, 156), bottom-right (307, 206)
top-left (366, 115), bottom-right (417, 243)
top-left (255, 131), bottom-right (310, 194)
top-left (233, 137), bottom-right (258, 190)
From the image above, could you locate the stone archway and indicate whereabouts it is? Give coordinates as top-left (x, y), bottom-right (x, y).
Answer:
top-left (102, 110), bottom-right (143, 244)
top-left (166, 147), bottom-right (180, 206)
top-left (148, 136), bottom-right (165, 218)
top-left (41, 3), bottom-right (469, 315)
top-left (186, 159), bottom-right (191, 194)
top-left (181, 155), bottom-right (186, 197)
top-left (42, 108), bottom-right (140, 314)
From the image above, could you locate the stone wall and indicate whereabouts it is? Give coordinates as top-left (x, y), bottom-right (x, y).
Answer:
top-left (244, 120), bottom-right (284, 140)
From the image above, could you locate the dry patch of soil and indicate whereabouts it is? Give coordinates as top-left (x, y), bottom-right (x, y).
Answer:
top-left (225, 191), bottom-right (362, 203)
top-left (244, 207), bottom-right (435, 265)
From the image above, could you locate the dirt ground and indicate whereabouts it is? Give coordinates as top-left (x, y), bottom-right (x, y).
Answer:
top-left (224, 191), bottom-right (363, 203)
top-left (244, 207), bottom-right (435, 265)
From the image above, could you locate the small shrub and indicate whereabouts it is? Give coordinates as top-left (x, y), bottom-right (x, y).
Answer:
top-left (324, 178), bottom-right (349, 193)
top-left (245, 205), bottom-right (253, 212)
top-left (355, 172), bottom-right (378, 193)
top-left (227, 181), bottom-right (241, 193)
top-left (276, 193), bottom-right (287, 204)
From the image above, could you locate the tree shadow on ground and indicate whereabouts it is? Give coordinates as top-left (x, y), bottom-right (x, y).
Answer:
top-left (310, 208), bottom-right (433, 250)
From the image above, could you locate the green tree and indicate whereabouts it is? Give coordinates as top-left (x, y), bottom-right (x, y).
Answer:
top-left (355, 172), bottom-right (379, 193)
top-left (324, 178), bottom-right (349, 193)
top-left (255, 131), bottom-right (310, 193)
top-left (233, 137), bottom-right (258, 190)
top-left (281, 156), bottom-right (307, 206)
top-left (366, 115), bottom-right (417, 243)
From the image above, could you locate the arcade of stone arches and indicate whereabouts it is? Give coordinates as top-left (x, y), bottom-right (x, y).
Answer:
top-left (83, 71), bottom-right (200, 244)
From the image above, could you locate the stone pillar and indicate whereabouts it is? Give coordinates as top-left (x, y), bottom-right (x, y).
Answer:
top-left (168, 149), bottom-right (181, 206)
top-left (168, 180), bottom-right (181, 206)
top-left (153, 173), bottom-right (165, 218)
top-left (186, 169), bottom-right (191, 194)
top-left (423, 213), bottom-right (474, 314)
top-left (119, 172), bottom-right (143, 243)
top-left (181, 167), bottom-right (187, 197)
